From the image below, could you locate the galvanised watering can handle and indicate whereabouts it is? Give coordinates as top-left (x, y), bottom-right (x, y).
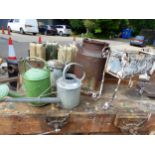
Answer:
top-left (63, 62), bottom-right (85, 81)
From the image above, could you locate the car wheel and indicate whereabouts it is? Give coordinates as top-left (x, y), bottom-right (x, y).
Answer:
top-left (33, 33), bottom-right (37, 35)
top-left (20, 28), bottom-right (24, 34)
top-left (59, 31), bottom-right (63, 36)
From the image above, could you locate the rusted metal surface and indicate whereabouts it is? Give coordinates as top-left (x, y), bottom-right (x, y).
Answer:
top-left (97, 49), bottom-right (155, 106)
top-left (140, 82), bottom-right (155, 98)
top-left (114, 112), bottom-right (151, 134)
top-left (74, 39), bottom-right (109, 91)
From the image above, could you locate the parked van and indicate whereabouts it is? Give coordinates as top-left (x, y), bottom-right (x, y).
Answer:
top-left (7, 19), bottom-right (39, 35)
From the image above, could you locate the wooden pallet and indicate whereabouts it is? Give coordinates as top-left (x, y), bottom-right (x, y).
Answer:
top-left (1, 82), bottom-right (155, 135)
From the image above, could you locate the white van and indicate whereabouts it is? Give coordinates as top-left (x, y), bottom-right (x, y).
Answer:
top-left (7, 19), bottom-right (39, 35)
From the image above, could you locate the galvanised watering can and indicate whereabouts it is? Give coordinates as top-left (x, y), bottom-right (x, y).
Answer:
top-left (57, 62), bottom-right (85, 109)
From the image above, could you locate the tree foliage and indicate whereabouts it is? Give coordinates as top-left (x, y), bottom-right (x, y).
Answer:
top-left (69, 19), bottom-right (85, 33)
top-left (83, 20), bottom-right (97, 33)
top-left (68, 19), bottom-right (155, 38)
top-left (129, 19), bottom-right (155, 34)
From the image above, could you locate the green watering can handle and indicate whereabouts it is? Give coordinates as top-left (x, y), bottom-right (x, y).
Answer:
top-left (25, 57), bottom-right (48, 69)
top-left (19, 57), bottom-right (50, 78)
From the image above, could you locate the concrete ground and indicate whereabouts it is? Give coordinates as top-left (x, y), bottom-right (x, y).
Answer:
top-left (0, 32), bottom-right (150, 59)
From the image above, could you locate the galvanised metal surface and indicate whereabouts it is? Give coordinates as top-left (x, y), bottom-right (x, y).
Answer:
top-left (57, 63), bottom-right (85, 109)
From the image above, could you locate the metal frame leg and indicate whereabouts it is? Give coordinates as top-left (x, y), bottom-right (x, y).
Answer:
top-left (103, 78), bottom-right (122, 109)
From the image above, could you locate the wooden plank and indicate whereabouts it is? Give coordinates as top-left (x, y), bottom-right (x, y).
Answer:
top-left (0, 81), bottom-right (155, 134)
top-left (0, 113), bottom-right (154, 135)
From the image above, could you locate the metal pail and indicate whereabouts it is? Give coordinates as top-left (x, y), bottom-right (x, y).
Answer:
top-left (7, 59), bottom-right (19, 90)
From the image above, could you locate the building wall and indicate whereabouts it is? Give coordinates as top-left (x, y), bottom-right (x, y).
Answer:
top-left (0, 19), bottom-right (9, 29)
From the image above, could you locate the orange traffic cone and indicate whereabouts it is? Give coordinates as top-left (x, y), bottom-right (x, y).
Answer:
top-left (38, 36), bottom-right (42, 44)
top-left (1, 26), bottom-right (5, 34)
top-left (8, 37), bottom-right (17, 60)
top-left (8, 26), bottom-right (11, 35)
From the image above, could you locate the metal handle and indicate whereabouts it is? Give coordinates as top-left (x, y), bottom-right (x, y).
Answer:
top-left (63, 62), bottom-right (85, 81)
top-left (8, 64), bottom-right (18, 73)
top-left (45, 114), bottom-right (69, 133)
top-left (101, 47), bottom-right (110, 58)
top-left (19, 57), bottom-right (50, 75)
top-left (114, 112), bottom-right (151, 134)
top-left (25, 57), bottom-right (48, 69)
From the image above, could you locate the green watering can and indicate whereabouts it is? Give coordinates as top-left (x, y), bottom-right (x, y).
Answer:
top-left (0, 57), bottom-right (52, 106)
top-left (21, 57), bottom-right (52, 106)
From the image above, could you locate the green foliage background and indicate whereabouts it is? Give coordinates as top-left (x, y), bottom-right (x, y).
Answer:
top-left (69, 19), bottom-right (155, 38)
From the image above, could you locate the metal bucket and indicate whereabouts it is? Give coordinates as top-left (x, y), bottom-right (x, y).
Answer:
top-left (57, 63), bottom-right (85, 109)
top-left (7, 59), bottom-right (19, 90)
top-left (74, 38), bottom-right (110, 91)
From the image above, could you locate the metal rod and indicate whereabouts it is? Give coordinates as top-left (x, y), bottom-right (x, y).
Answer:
top-left (0, 97), bottom-right (61, 103)
top-left (98, 49), bottom-right (111, 97)
top-left (0, 76), bottom-right (18, 83)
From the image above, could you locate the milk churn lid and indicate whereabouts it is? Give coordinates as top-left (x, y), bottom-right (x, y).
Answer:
top-left (24, 68), bottom-right (49, 81)
top-left (0, 84), bottom-right (9, 99)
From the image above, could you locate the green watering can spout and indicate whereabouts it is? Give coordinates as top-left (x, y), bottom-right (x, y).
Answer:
top-left (0, 84), bottom-right (24, 100)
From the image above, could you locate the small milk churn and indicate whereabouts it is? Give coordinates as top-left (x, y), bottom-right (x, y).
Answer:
top-left (74, 38), bottom-right (110, 91)
top-left (57, 63), bottom-right (85, 109)
top-left (47, 60), bottom-right (64, 87)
